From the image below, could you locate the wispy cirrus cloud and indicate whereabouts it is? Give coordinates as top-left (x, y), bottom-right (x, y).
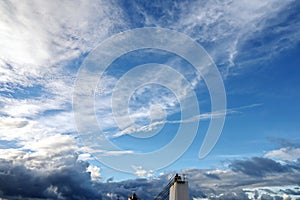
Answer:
top-left (113, 104), bottom-right (262, 138)
top-left (0, 0), bottom-right (125, 68)
top-left (119, 0), bottom-right (299, 76)
top-left (0, 0), bottom-right (126, 130)
top-left (0, 1), bottom-right (127, 191)
top-left (1, 0), bottom-right (295, 146)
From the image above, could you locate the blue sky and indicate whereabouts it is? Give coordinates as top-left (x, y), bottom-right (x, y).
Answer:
top-left (0, 0), bottom-right (300, 199)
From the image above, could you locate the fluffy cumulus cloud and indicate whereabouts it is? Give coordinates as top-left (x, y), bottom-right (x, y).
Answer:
top-left (0, 134), bottom-right (102, 199)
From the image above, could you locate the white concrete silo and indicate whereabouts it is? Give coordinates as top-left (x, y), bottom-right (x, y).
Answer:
top-left (169, 174), bottom-right (189, 200)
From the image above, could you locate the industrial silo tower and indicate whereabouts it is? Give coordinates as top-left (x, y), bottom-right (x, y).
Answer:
top-left (154, 174), bottom-right (189, 200)
top-left (169, 174), bottom-right (189, 200)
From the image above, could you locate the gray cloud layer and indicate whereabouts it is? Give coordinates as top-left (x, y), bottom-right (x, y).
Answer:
top-left (0, 159), bottom-right (100, 200)
top-left (1, 155), bottom-right (299, 199)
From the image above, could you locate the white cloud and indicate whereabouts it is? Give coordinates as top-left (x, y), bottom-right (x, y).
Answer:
top-left (0, 116), bottom-right (28, 129)
top-left (101, 150), bottom-right (134, 156)
top-left (0, 97), bottom-right (75, 142)
top-left (0, 95), bottom-right (66, 118)
top-left (265, 147), bottom-right (300, 162)
top-left (244, 185), bottom-right (300, 200)
top-left (0, 2), bottom-right (128, 175)
top-left (0, 134), bottom-right (78, 171)
top-left (128, 0), bottom-right (297, 76)
top-left (112, 104), bottom-right (261, 138)
top-left (87, 165), bottom-right (101, 181)
top-left (132, 165), bottom-right (154, 178)
top-left (0, 0), bottom-right (126, 135)
top-left (0, 116), bottom-right (42, 141)
top-left (78, 153), bottom-right (93, 161)
top-left (178, 0), bottom-right (294, 64)
top-left (92, 62), bottom-right (202, 138)
top-left (0, 0), bottom-right (125, 69)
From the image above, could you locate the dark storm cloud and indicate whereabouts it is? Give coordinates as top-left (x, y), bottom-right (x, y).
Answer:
top-left (178, 157), bottom-right (300, 199)
top-left (1, 155), bottom-right (300, 199)
top-left (95, 177), bottom-right (169, 199)
top-left (260, 194), bottom-right (276, 200)
top-left (229, 157), bottom-right (290, 177)
top-left (94, 173), bottom-right (251, 200)
top-left (0, 159), bottom-right (100, 200)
